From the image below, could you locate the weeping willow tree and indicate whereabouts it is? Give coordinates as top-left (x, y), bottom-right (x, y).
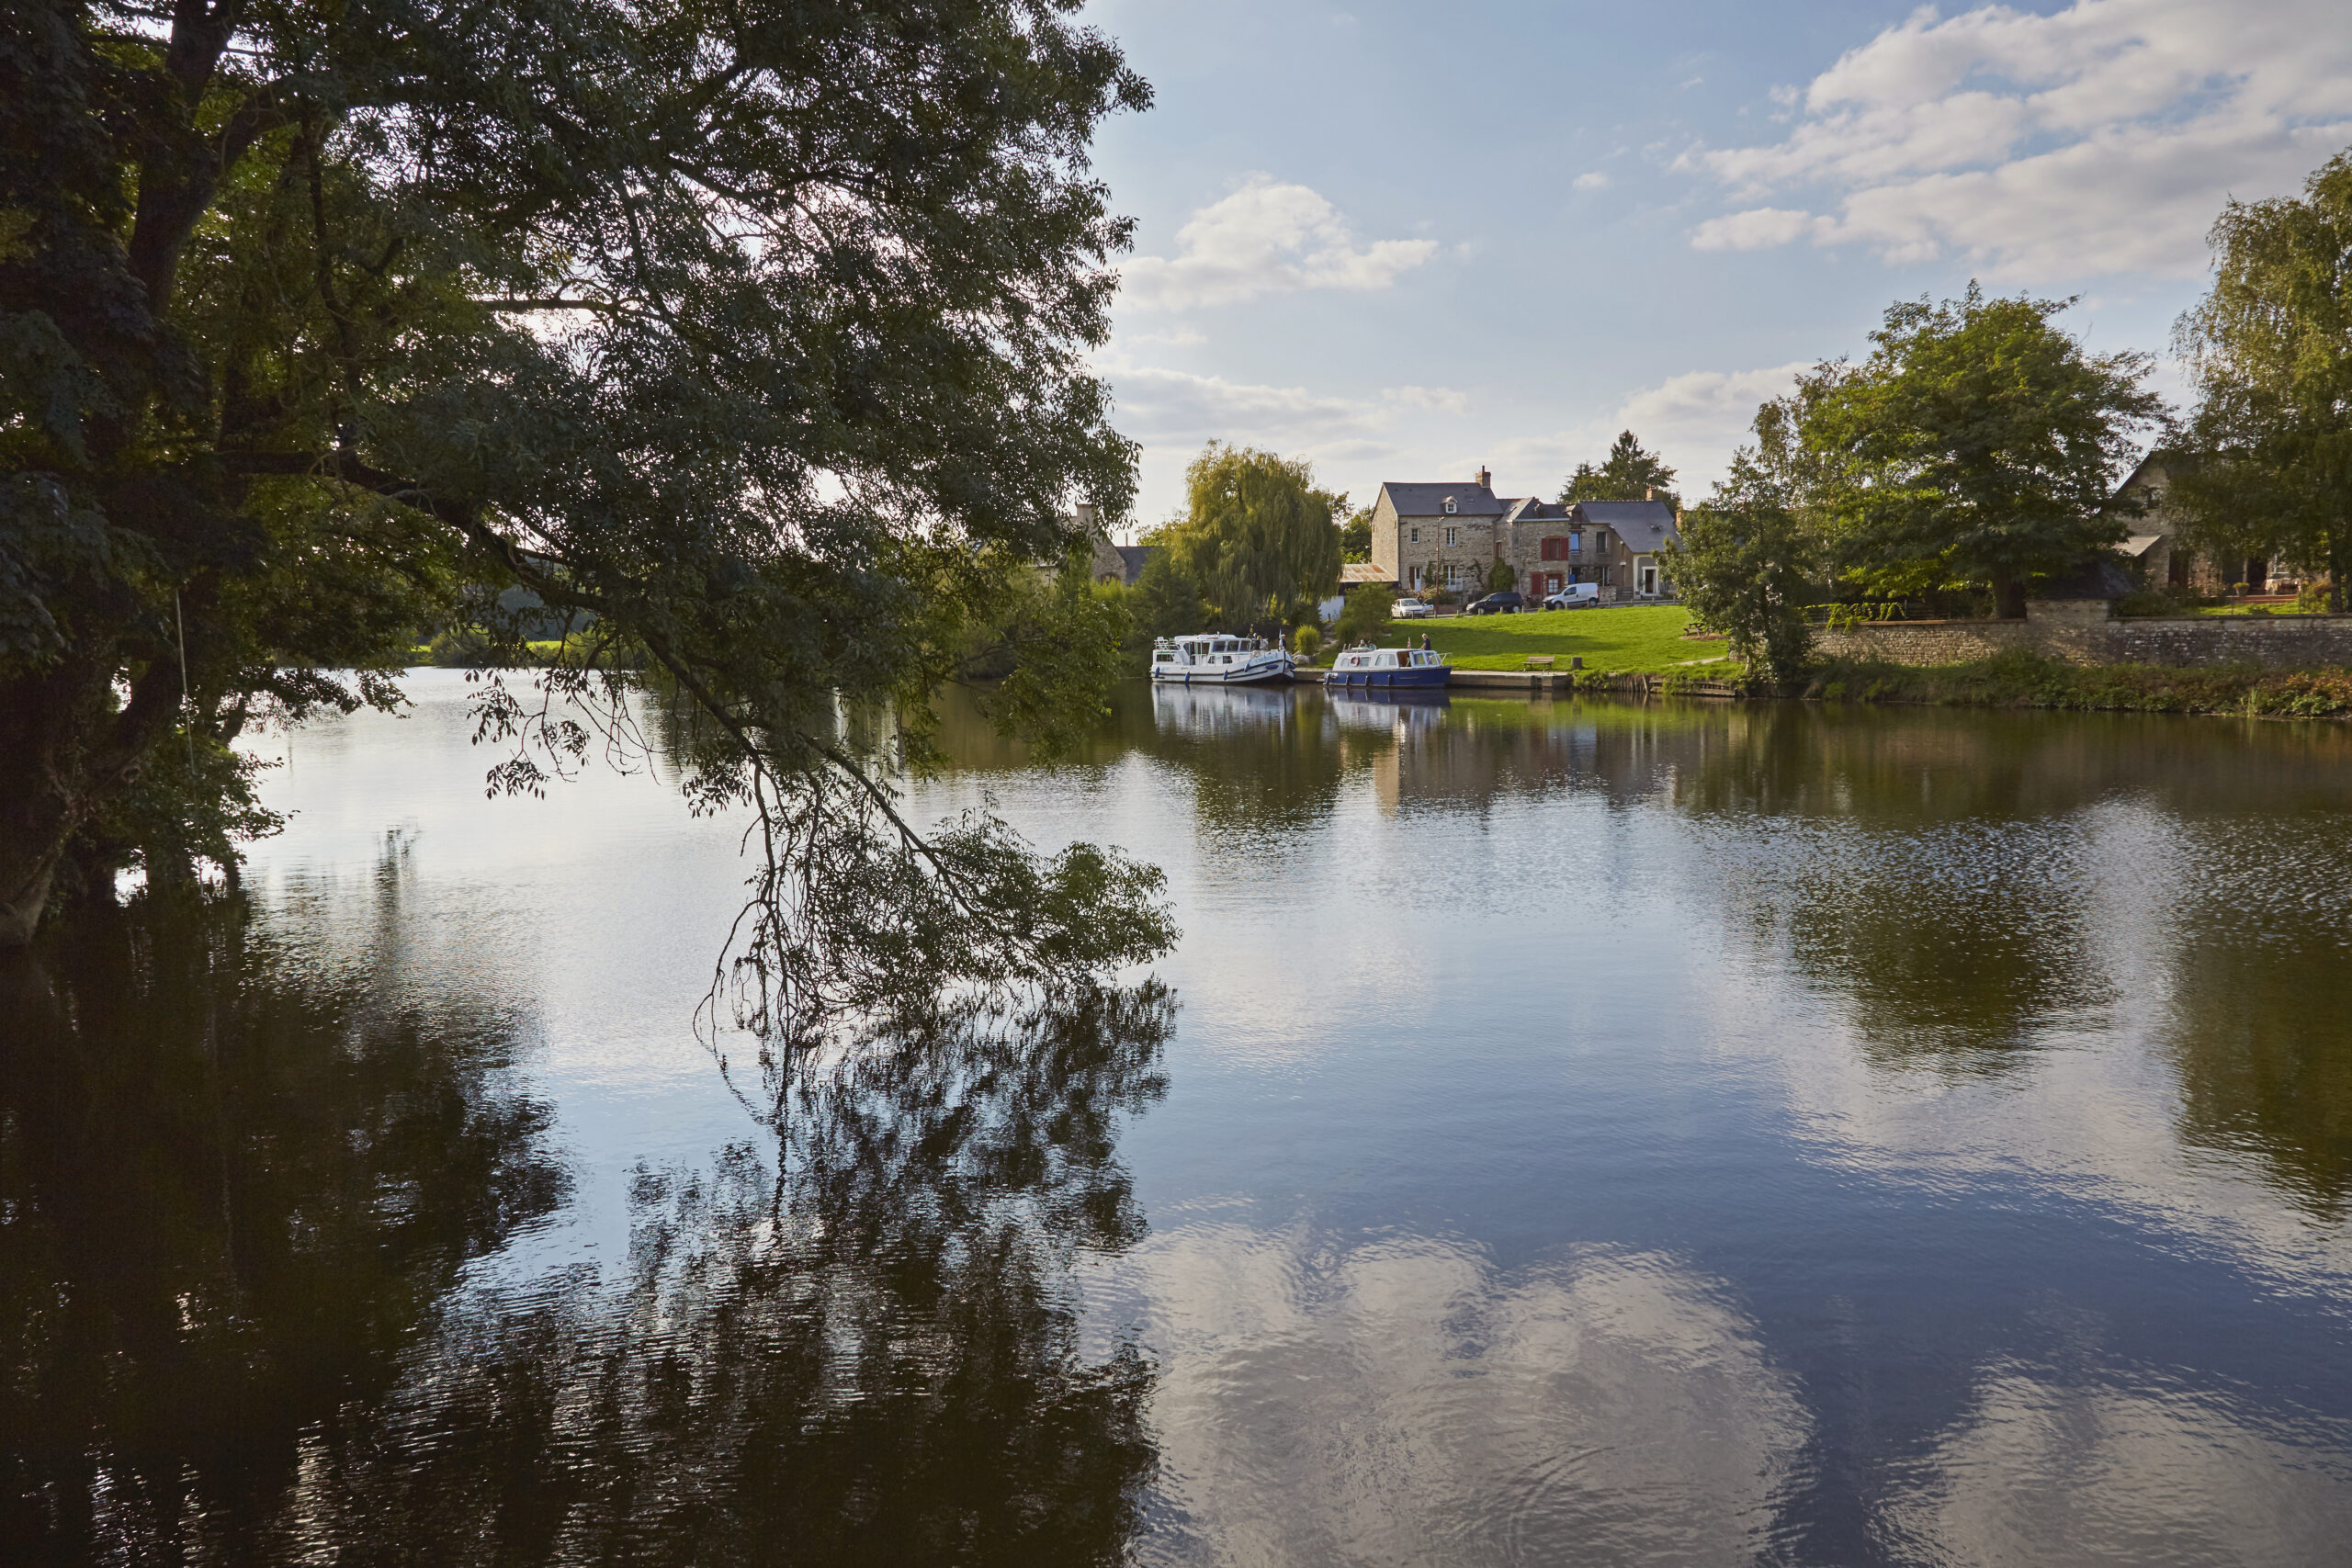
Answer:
top-left (1158, 441), bottom-right (1342, 629)
top-left (2171, 149), bottom-right (2352, 610)
top-left (0, 1), bottom-right (1173, 1044)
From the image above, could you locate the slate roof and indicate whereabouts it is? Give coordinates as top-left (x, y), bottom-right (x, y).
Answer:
top-left (1114, 544), bottom-right (1160, 584)
top-left (1567, 498), bottom-right (1682, 548)
top-left (1380, 481), bottom-right (1505, 517)
top-left (1500, 497), bottom-right (1573, 525)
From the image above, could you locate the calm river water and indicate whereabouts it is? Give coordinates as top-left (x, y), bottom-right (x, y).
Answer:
top-left (6, 671), bottom-right (2352, 1565)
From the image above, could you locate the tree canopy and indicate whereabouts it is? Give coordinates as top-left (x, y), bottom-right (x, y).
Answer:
top-left (1669, 452), bottom-right (1818, 686)
top-left (1560, 431), bottom-right (1679, 509)
top-left (0, 2), bottom-right (1172, 1037)
top-left (1157, 442), bottom-right (1340, 629)
top-left (1792, 287), bottom-right (2164, 616)
top-left (2171, 149), bottom-right (2352, 611)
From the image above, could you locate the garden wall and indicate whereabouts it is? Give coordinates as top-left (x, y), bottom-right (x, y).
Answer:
top-left (1816, 614), bottom-right (2352, 671)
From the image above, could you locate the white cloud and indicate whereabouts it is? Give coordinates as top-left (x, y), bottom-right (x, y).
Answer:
top-left (1572, 170), bottom-right (1612, 191)
top-left (1103, 359), bottom-right (1381, 447)
top-left (1681, 0), bottom-right (2352, 281)
top-left (1121, 325), bottom-right (1206, 347)
top-left (1488, 361), bottom-right (1812, 499)
top-left (1690, 207), bottom-right (1820, 251)
top-left (1617, 362), bottom-right (1814, 446)
top-left (1385, 384), bottom-right (1470, 415)
top-left (1118, 175), bottom-right (1439, 311)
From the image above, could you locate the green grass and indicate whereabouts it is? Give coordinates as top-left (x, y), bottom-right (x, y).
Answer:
top-left (1404, 604), bottom-right (1723, 673)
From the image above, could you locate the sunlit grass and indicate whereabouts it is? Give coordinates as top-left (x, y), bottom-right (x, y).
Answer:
top-left (1408, 604), bottom-right (1726, 672)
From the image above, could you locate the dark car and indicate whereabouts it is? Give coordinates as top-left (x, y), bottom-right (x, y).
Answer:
top-left (1465, 592), bottom-right (1525, 615)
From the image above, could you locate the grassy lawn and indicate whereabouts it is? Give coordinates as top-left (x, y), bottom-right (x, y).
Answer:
top-left (1402, 604), bottom-right (1725, 672)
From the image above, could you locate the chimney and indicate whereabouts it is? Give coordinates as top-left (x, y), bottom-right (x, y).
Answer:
top-left (1476, 466), bottom-right (1491, 490)
top-left (1645, 487), bottom-right (1654, 502)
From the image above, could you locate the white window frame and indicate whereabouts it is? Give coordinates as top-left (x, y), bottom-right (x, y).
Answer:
top-left (1443, 525), bottom-right (1459, 547)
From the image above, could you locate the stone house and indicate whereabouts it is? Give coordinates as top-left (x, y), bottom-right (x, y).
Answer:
top-left (2109, 454), bottom-right (2293, 595)
top-left (1368, 469), bottom-right (1681, 601)
top-left (1064, 504), bottom-right (1162, 586)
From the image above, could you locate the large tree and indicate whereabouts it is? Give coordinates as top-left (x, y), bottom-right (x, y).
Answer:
top-left (1559, 430), bottom-right (1679, 508)
top-left (1796, 286), bottom-right (2165, 617)
top-left (1669, 448), bottom-right (1819, 686)
top-left (2171, 149), bottom-right (2352, 611)
top-left (0, 1), bottom-right (1170, 1024)
top-left (1159, 442), bottom-right (1340, 628)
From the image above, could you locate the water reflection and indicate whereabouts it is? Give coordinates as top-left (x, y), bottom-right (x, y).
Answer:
top-left (1118, 1227), bottom-right (1808, 1567)
top-left (14, 676), bottom-right (2352, 1564)
top-left (2, 886), bottom-right (1170, 1564)
top-left (1880, 1367), bottom-right (2352, 1565)
top-left (0, 892), bottom-right (567, 1557)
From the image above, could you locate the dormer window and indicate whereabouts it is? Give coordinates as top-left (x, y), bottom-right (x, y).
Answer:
top-left (1442, 497), bottom-right (1457, 514)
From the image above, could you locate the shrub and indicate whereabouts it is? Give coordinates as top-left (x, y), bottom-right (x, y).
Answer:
top-left (1292, 624), bottom-right (1322, 660)
top-left (1332, 583), bottom-right (1392, 649)
top-left (2113, 585), bottom-right (2188, 617)
top-left (2297, 581), bottom-right (2334, 614)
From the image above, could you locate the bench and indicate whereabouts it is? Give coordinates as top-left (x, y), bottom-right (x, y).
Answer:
top-left (1523, 655), bottom-right (1556, 670)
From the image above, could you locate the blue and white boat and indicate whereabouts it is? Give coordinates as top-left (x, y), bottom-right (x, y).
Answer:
top-left (1150, 635), bottom-right (1295, 685)
top-left (1326, 645), bottom-right (1452, 689)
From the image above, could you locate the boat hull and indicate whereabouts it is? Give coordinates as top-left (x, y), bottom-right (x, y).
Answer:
top-left (1325, 664), bottom-right (1452, 689)
top-left (1149, 660), bottom-right (1295, 686)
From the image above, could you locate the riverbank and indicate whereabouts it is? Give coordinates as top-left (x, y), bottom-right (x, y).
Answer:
top-left (1801, 650), bottom-right (2352, 718)
top-left (1308, 645), bottom-right (2352, 716)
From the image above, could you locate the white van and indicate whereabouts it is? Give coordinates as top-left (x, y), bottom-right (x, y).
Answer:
top-left (1543, 583), bottom-right (1604, 610)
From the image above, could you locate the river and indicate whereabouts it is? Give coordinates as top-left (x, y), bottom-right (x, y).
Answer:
top-left (6, 671), bottom-right (2351, 1565)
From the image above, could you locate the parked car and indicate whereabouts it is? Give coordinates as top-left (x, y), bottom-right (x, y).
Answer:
top-left (1543, 583), bottom-right (1604, 610)
top-left (1465, 592), bottom-right (1525, 615)
top-left (1392, 599), bottom-right (1433, 619)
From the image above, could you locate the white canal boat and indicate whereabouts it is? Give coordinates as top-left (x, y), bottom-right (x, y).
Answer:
top-left (1149, 635), bottom-right (1296, 686)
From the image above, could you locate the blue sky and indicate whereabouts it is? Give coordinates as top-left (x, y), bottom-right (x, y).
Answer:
top-left (1080, 0), bottom-right (2352, 533)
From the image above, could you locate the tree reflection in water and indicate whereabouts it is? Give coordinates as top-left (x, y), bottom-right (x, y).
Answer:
top-left (2, 889), bottom-right (1171, 1565)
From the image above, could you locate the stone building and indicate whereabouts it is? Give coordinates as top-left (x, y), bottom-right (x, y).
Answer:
top-left (1064, 503), bottom-right (1162, 586)
top-left (1368, 469), bottom-right (1681, 601)
top-left (2109, 454), bottom-right (2292, 595)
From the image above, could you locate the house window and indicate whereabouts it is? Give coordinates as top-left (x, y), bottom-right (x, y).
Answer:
top-left (1408, 526), bottom-right (1419, 544)
top-left (1541, 536), bottom-right (1568, 561)
top-left (1443, 498), bottom-right (1457, 514)
top-left (1443, 526), bottom-right (1459, 547)
top-left (1569, 531), bottom-right (1581, 553)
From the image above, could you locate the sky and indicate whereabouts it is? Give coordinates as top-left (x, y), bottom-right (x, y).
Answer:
top-left (1079, 0), bottom-right (2352, 534)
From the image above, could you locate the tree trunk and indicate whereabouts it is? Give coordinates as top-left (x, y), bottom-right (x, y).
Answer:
top-left (0, 660), bottom-right (183, 948)
top-left (1992, 574), bottom-right (2027, 620)
top-left (2331, 528), bottom-right (2347, 615)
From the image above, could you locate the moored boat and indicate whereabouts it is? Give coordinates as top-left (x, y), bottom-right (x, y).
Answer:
top-left (1326, 645), bottom-right (1452, 689)
top-left (1149, 634), bottom-right (1296, 685)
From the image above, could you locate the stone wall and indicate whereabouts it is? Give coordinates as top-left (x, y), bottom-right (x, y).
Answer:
top-left (1816, 614), bottom-right (2352, 670)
